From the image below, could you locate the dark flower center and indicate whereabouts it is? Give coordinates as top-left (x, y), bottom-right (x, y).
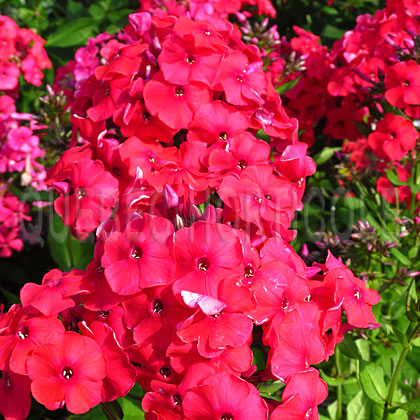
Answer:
top-left (143, 111), bottom-right (151, 121)
top-left (99, 310), bottom-right (110, 319)
top-left (77, 187), bottom-right (86, 199)
top-left (403, 80), bottom-right (410, 87)
top-left (153, 299), bottom-right (163, 313)
top-left (173, 394), bottom-right (182, 406)
top-left (159, 367), bottom-right (171, 379)
top-left (18, 327), bottom-right (29, 340)
top-left (237, 159), bottom-right (247, 169)
top-left (175, 87), bottom-right (184, 96)
top-left (197, 257), bottom-right (210, 271)
top-left (244, 265), bottom-right (254, 278)
top-left (62, 367), bottom-right (73, 380)
top-left (131, 247), bottom-right (143, 259)
top-left (221, 414), bottom-right (234, 420)
top-left (219, 132), bottom-right (228, 140)
top-left (265, 194), bottom-right (271, 200)
top-left (186, 55), bottom-right (195, 64)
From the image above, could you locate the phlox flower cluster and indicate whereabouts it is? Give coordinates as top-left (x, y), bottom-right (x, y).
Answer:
top-left (0, 184), bottom-right (31, 258)
top-left (139, 0), bottom-right (277, 24)
top-left (0, 15), bottom-right (51, 93)
top-left (0, 9), bottom-right (382, 420)
top-left (0, 16), bottom-right (52, 258)
top-left (54, 0), bottom-right (277, 107)
top-left (264, 0), bottom-right (420, 209)
top-left (53, 32), bottom-right (130, 104)
top-left (0, 95), bottom-right (47, 190)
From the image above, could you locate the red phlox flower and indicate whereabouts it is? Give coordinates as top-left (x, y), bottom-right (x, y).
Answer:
top-left (79, 320), bottom-right (136, 402)
top-left (20, 269), bottom-right (87, 316)
top-left (182, 371), bottom-right (268, 420)
top-left (173, 221), bottom-right (243, 297)
top-left (0, 62), bottom-right (19, 91)
top-left (119, 136), bottom-right (179, 180)
top-left (376, 166), bottom-right (412, 205)
top-left (268, 301), bottom-right (327, 381)
top-left (274, 142), bottom-right (316, 182)
top-left (27, 331), bottom-right (107, 414)
top-left (208, 132), bottom-right (270, 181)
top-left (187, 100), bottom-right (249, 145)
top-left (385, 60), bottom-right (420, 108)
top-left (218, 165), bottom-right (298, 232)
top-left (122, 286), bottom-right (192, 351)
top-left (0, 370), bottom-right (31, 420)
top-left (177, 275), bottom-right (255, 358)
top-left (217, 50), bottom-right (266, 106)
top-left (102, 213), bottom-right (175, 295)
top-left (5, 315), bottom-right (65, 375)
top-left (159, 35), bottom-right (223, 87)
top-left (146, 141), bottom-right (209, 200)
top-left (323, 251), bottom-right (380, 328)
top-left (113, 100), bottom-right (177, 143)
top-left (53, 158), bottom-right (119, 239)
top-left (368, 113), bottom-right (418, 160)
top-left (249, 260), bottom-right (310, 327)
top-left (271, 369), bottom-right (328, 420)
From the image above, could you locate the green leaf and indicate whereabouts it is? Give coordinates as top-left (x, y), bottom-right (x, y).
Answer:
top-left (88, 4), bottom-right (106, 20)
top-left (339, 335), bottom-right (360, 359)
top-left (259, 380), bottom-right (284, 400)
top-left (397, 398), bottom-right (420, 413)
top-left (408, 246), bottom-right (418, 259)
top-left (47, 17), bottom-right (96, 47)
top-left (256, 129), bottom-right (271, 142)
top-left (101, 401), bottom-right (123, 420)
top-left (359, 364), bottom-right (387, 403)
top-left (118, 396), bottom-right (145, 419)
top-left (346, 391), bottom-right (373, 420)
top-left (48, 211), bottom-right (94, 271)
top-left (8, 185), bottom-right (54, 203)
top-left (390, 248), bottom-right (411, 266)
top-left (321, 5), bottom-right (339, 14)
top-left (340, 196), bottom-right (365, 211)
top-left (355, 339), bottom-right (370, 362)
top-left (276, 77), bottom-right (301, 95)
top-left (322, 24), bottom-right (346, 40)
top-left (385, 170), bottom-right (407, 187)
top-left (372, 403), bottom-right (408, 420)
top-left (314, 147), bottom-right (341, 166)
top-left (327, 401), bottom-right (337, 419)
top-left (391, 326), bottom-right (408, 347)
top-left (252, 346), bottom-right (266, 371)
top-left (319, 369), bottom-right (347, 386)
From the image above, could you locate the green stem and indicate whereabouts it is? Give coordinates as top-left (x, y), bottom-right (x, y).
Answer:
top-left (66, 228), bottom-right (74, 268)
top-left (101, 403), bottom-right (120, 420)
top-left (335, 348), bottom-right (343, 420)
top-left (382, 323), bottom-right (420, 420)
top-left (382, 345), bottom-right (410, 420)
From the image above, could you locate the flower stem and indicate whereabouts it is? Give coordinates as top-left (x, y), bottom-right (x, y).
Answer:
top-left (382, 323), bottom-right (420, 420)
top-left (335, 347), bottom-right (343, 420)
top-left (382, 345), bottom-right (410, 420)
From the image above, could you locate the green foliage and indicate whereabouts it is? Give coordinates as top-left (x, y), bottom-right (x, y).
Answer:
top-left (48, 211), bottom-right (95, 271)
